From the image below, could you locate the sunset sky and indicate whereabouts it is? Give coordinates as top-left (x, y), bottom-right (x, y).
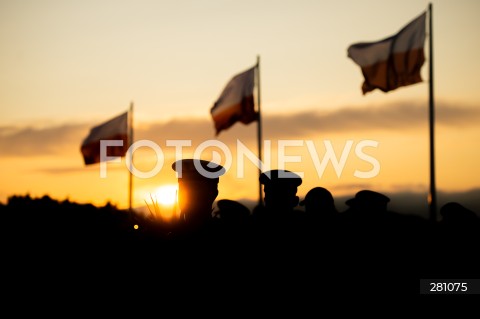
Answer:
top-left (1, 0), bottom-right (479, 218)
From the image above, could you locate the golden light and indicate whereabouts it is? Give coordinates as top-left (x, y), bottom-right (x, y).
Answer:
top-left (143, 184), bottom-right (179, 221)
top-left (154, 184), bottom-right (178, 206)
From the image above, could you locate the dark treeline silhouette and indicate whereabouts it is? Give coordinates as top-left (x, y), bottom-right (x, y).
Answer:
top-left (1, 165), bottom-right (479, 297)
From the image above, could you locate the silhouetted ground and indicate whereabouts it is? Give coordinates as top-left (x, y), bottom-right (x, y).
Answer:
top-left (1, 194), bottom-right (479, 301)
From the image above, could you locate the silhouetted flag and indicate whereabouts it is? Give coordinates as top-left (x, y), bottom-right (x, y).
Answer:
top-left (211, 66), bottom-right (257, 135)
top-left (347, 11), bottom-right (426, 95)
top-left (80, 111), bottom-right (128, 165)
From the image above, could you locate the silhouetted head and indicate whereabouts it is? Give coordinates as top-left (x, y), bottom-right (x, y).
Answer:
top-left (345, 190), bottom-right (390, 215)
top-left (260, 169), bottom-right (302, 213)
top-left (215, 199), bottom-right (251, 224)
top-left (299, 187), bottom-right (337, 215)
top-left (440, 202), bottom-right (478, 225)
top-left (172, 159), bottom-right (225, 226)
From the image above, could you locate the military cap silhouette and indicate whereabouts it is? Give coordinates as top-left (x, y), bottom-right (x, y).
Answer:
top-left (259, 169), bottom-right (302, 212)
top-left (172, 159), bottom-right (225, 228)
top-left (345, 190), bottom-right (390, 213)
top-left (172, 158), bottom-right (225, 181)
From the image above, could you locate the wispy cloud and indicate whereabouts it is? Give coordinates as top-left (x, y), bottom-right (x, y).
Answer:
top-left (1, 100), bottom-right (479, 157)
top-left (33, 165), bottom-right (125, 175)
top-left (136, 100), bottom-right (480, 142)
top-left (263, 100), bottom-right (480, 137)
top-left (0, 124), bottom-right (89, 157)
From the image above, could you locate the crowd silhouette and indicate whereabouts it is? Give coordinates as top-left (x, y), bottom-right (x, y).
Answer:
top-left (1, 159), bottom-right (479, 296)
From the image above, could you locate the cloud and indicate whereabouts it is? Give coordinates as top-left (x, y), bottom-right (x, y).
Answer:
top-left (1, 99), bottom-right (479, 157)
top-left (0, 124), bottom-right (89, 157)
top-left (33, 165), bottom-right (125, 175)
top-left (136, 118), bottom-right (215, 143)
top-left (263, 100), bottom-right (480, 137)
top-left (436, 101), bottom-right (480, 127)
top-left (134, 100), bottom-right (480, 144)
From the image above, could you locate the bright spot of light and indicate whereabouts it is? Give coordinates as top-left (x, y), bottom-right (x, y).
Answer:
top-left (154, 184), bottom-right (178, 206)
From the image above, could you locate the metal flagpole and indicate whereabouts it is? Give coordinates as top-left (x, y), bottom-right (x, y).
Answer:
top-left (128, 101), bottom-right (134, 212)
top-left (256, 55), bottom-right (263, 207)
top-left (428, 3), bottom-right (437, 222)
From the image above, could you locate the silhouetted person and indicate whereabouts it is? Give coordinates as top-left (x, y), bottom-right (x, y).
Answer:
top-left (340, 189), bottom-right (395, 248)
top-left (260, 169), bottom-right (302, 215)
top-left (438, 201), bottom-right (479, 245)
top-left (435, 202), bottom-right (480, 277)
top-left (213, 199), bottom-right (252, 242)
top-left (171, 159), bottom-right (225, 240)
top-left (298, 186), bottom-right (339, 242)
top-left (340, 190), bottom-right (417, 292)
top-left (342, 189), bottom-right (390, 224)
top-left (214, 199), bottom-right (251, 226)
top-left (253, 169), bottom-right (303, 243)
top-left (440, 202), bottom-right (478, 226)
top-left (299, 186), bottom-right (338, 218)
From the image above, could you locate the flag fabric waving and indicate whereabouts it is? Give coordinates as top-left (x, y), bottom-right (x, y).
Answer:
top-left (80, 111), bottom-right (129, 165)
top-left (347, 11), bottom-right (427, 95)
top-left (210, 66), bottom-right (257, 135)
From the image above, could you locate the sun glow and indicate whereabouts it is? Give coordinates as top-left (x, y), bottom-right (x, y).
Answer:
top-left (154, 185), bottom-right (178, 206)
top-left (144, 184), bottom-right (179, 221)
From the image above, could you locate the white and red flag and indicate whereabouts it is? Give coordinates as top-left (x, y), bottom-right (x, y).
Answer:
top-left (210, 66), bottom-right (258, 135)
top-left (80, 111), bottom-right (128, 165)
top-left (348, 11), bottom-right (427, 94)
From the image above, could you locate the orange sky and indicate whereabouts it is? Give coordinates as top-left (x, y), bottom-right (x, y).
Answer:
top-left (1, 0), bottom-right (480, 218)
top-left (1, 99), bottom-right (479, 216)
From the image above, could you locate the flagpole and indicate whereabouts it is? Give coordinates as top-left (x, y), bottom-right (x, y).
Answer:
top-left (128, 101), bottom-right (134, 212)
top-left (256, 55), bottom-right (263, 207)
top-left (428, 3), bottom-right (437, 222)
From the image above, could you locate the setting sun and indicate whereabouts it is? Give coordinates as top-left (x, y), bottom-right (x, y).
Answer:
top-left (154, 185), bottom-right (178, 206)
